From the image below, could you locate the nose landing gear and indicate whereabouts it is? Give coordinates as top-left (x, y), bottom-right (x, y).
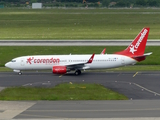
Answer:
top-left (13, 70), bottom-right (22, 75)
top-left (18, 72), bottom-right (22, 75)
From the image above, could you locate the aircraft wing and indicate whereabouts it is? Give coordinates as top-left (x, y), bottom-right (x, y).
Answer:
top-left (61, 53), bottom-right (95, 70)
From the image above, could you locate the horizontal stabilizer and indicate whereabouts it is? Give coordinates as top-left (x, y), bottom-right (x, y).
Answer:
top-left (133, 52), bottom-right (152, 62)
top-left (143, 52), bottom-right (152, 56)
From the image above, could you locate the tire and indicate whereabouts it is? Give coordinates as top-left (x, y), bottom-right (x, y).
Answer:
top-left (75, 70), bottom-right (81, 75)
top-left (18, 72), bottom-right (22, 75)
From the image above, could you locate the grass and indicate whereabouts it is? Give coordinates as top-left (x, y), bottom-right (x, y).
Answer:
top-left (0, 8), bottom-right (160, 39)
top-left (0, 46), bottom-right (159, 67)
top-left (0, 67), bottom-right (11, 72)
top-left (0, 83), bottom-right (128, 100)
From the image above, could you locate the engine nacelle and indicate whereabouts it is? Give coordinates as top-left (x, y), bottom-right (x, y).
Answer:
top-left (52, 66), bottom-right (67, 74)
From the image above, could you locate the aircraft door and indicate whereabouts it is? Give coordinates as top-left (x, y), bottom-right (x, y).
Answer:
top-left (121, 57), bottom-right (125, 65)
top-left (21, 58), bottom-right (25, 66)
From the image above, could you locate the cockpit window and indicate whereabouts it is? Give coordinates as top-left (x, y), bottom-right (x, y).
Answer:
top-left (11, 60), bottom-right (16, 62)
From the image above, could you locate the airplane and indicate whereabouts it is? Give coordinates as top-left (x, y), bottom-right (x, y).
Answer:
top-left (5, 28), bottom-right (152, 75)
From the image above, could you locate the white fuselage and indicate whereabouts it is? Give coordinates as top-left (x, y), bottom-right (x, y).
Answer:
top-left (5, 54), bottom-right (137, 71)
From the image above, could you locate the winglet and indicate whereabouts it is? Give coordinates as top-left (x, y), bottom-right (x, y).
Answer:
top-left (101, 48), bottom-right (106, 55)
top-left (87, 53), bottom-right (95, 63)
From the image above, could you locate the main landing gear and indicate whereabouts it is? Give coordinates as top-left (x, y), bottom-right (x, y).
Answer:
top-left (75, 70), bottom-right (81, 75)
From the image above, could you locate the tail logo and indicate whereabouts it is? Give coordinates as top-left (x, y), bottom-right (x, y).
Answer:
top-left (129, 44), bottom-right (137, 54)
top-left (129, 29), bottom-right (148, 54)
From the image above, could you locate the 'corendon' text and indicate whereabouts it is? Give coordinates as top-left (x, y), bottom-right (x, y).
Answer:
top-left (135, 29), bottom-right (148, 49)
top-left (27, 57), bottom-right (60, 64)
top-left (34, 58), bottom-right (60, 64)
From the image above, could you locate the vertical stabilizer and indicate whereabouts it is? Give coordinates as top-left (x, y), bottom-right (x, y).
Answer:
top-left (116, 28), bottom-right (150, 57)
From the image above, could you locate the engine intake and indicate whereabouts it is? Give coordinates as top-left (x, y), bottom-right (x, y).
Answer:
top-left (52, 66), bottom-right (67, 74)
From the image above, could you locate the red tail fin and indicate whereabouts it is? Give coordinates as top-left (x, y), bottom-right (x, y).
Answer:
top-left (116, 28), bottom-right (150, 57)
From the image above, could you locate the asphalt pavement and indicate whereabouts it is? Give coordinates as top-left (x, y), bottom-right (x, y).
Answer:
top-left (1, 71), bottom-right (160, 119)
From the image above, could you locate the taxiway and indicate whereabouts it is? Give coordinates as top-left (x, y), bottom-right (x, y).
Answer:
top-left (1, 71), bottom-right (160, 119)
top-left (1, 71), bottom-right (160, 99)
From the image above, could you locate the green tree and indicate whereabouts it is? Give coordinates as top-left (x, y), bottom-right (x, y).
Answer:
top-left (102, 0), bottom-right (110, 7)
top-left (30, 0), bottom-right (38, 3)
top-left (135, 0), bottom-right (147, 6)
top-left (148, 0), bottom-right (158, 7)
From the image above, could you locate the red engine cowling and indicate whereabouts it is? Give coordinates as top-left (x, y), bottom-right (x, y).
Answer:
top-left (52, 66), bottom-right (67, 74)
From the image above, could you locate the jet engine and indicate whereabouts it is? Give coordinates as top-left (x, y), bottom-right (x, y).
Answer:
top-left (52, 66), bottom-right (67, 74)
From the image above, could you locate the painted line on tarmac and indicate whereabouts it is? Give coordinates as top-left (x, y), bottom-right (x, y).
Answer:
top-left (24, 107), bottom-right (160, 112)
top-left (22, 81), bottom-right (51, 86)
top-left (59, 75), bottom-right (63, 78)
top-left (16, 113), bottom-right (58, 119)
top-left (133, 83), bottom-right (160, 96)
top-left (112, 81), bottom-right (160, 97)
top-left (7, 118), bottom-right (160, 120)
top-left (133, 72), bottom-right (138, 77)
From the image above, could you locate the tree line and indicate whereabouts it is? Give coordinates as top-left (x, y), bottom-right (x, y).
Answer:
top-left (0, 0), bottom-right (160, 7)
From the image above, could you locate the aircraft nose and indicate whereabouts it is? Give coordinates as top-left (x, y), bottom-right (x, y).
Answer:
top-left (5, 62), bottom-right (10, 68)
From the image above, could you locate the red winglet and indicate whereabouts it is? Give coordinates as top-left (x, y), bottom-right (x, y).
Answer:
top-left (87, 53), bottom-right (95, 63)
top-left (101, 48), bottom-right (106, 55)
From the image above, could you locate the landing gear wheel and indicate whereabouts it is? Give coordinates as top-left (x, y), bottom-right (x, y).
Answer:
top-left (18, 72), bottom-right (22, 75)
top-left (75, 70), bottom-right (81, 75)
